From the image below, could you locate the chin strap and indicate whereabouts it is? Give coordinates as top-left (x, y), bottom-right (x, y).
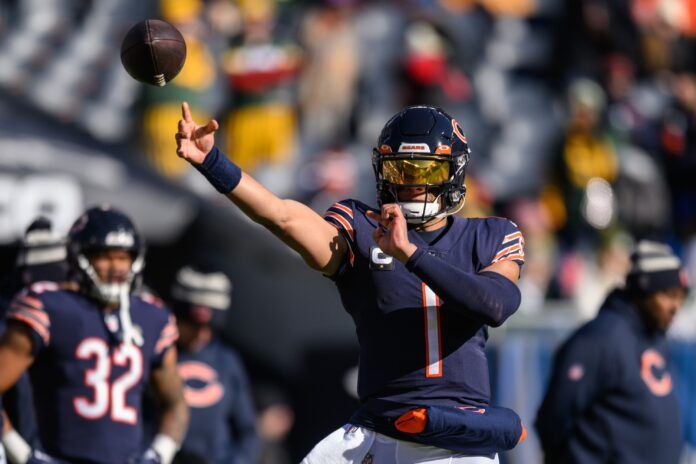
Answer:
top-left (120, 285), bottom-right (143, 347)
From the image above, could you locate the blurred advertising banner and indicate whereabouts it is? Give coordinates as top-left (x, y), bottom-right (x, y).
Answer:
top-left (0, 100), bottom-right (198, 244)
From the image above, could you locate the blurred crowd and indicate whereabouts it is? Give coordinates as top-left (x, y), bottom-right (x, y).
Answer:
top-left (150, 0), bottom-right (696, 322)
top-left (2, 1), bottom-right (696, 462)
top-left (1, 0), bottom-right (696, 314)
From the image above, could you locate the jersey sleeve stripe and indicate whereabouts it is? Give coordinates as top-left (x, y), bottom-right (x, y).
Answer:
top-left (16, 295), bottom-right (44, 312)
top-left (502, 231), bottom-right (523, 244)
top-left (155, 334), bottom-right (178, 354)
top-left (325, 212), bottom-right (355, 241)
top-left (10, 313), bottom-right (50, 345)
top-left (159, 329), bottom-right (178, 341)
top-left (9, 303), bottom-right (50, 326)
top-left (160, 323), bottom-right (177, 334)
top-left (331, 202), bottom-right (354, 218)
top-left (493, 243), bottom-right (523, 261)
top-left (493, 253), bottom-right (525, 264)
top-left (327, 206), bottom-right (354, 225)
top-left (8, 307), bottom-right (50, 329)
top-left (155, 316), bottom-right (179, 354)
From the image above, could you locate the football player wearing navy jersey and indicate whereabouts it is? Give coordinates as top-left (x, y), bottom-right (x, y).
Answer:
top-left (168, 264), bottom-right (258, 464)
top-left (176, 103), bottom-right (526, 463)
top-left (0, 217), bottom-right (68, 462)
top-left (0, 207), bottom-right (189, 464)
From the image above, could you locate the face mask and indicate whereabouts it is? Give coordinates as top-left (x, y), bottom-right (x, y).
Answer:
top-left (77, 254), bottom-right (133, 305)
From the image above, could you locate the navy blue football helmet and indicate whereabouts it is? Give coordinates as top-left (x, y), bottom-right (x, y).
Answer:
top-left (373, 105), bottom-right (471, 223)
top-left (67, 205), bottom-right (144, 305)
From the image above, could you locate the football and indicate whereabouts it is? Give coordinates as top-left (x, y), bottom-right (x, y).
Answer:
top-left (120, 19), bottom-right (186, 87)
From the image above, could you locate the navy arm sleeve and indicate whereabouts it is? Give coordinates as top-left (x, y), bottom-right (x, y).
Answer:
top-left (405, 248), bottom-right (521, 327)
top-left (226, 356), bottom-right (259, 464)
top-left (535, 330), bottom-right (609, 462)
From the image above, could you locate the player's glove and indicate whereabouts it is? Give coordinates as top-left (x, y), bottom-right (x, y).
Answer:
top-left (134, 448), bottom-right (162, 464)
top-left (135, 435), bottom-right (179, 464)
top-left (2, 429), bottom-right (65, 464)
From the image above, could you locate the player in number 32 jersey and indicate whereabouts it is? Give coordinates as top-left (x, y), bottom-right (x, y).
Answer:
top-left (0, 207), bottom-right (188, 464)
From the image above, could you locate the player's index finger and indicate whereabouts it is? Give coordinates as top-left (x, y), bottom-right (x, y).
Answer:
top-left (181, 101), bottom-right (192, 122)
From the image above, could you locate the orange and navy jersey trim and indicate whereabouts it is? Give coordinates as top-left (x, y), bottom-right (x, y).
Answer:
top-left (492, 230), bottom-right (525, 265)
top-left (324, 200), bottom-right (355, 267)
top-left (138, 292), bottom-right (166, 309)
top-left (8, 292), bottom-right (51, 346)
top-left (155, 314), bottom-right (179, 355)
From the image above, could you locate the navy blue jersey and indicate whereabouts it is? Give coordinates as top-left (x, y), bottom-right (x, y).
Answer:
top-left (7, 282), bottom-right (178, 464)
top-left (536, 290), bottom-right (682, 464)
top-left (177, 338), bottom-right (258, 464)
top-left (0, 294), bottom-right (39, 445)
top-left (324, 199), bottom-right (524, 411)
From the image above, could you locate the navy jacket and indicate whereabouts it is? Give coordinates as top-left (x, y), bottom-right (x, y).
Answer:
top-left (176, 338), bottom-right (258, 464)
top-left (536, 289), bottom-right (682, 464)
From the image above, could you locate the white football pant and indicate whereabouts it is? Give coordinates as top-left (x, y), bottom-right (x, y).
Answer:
top-left (302, 424), bottom-right (500, 464)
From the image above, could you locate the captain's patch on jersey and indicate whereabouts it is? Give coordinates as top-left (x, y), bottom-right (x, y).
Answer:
top-left (369, 246), bottom-right (394, 271)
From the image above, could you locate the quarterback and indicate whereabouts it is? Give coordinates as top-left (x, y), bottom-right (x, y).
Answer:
top-left (176, 103), bottom-right (526, 463)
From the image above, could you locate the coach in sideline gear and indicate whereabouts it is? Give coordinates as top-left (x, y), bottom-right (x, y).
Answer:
top-left (536, 240), bottom-right (689, 464)
top-left (175, 103), bottom-right (526, 463)
top-left (169, 264), bottom-right (258, 464)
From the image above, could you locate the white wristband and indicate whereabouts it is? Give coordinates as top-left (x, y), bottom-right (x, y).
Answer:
top-left (151, 434), bottom-right (179, 464)
top-left (2, 430), bottom-right (30, 464)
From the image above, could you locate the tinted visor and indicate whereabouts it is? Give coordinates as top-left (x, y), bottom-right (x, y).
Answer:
top-left (382, 159), bottom-right (451, 185)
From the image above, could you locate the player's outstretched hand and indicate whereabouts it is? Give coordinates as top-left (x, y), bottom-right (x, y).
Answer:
top-left (366, 204), bottom-right (417, 264)
top-left (175, 101), bottom-right (219, 166)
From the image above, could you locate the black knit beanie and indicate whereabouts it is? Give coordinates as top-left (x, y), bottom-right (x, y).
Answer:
top-left (625, 241), bottom-right (689, 295)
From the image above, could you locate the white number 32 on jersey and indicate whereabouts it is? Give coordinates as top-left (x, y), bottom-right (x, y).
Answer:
top-left (73, 338), bottom-right (143, 424)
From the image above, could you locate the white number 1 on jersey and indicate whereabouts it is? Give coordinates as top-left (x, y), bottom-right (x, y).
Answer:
top-left (422, 284), bottom-right (442, 378)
